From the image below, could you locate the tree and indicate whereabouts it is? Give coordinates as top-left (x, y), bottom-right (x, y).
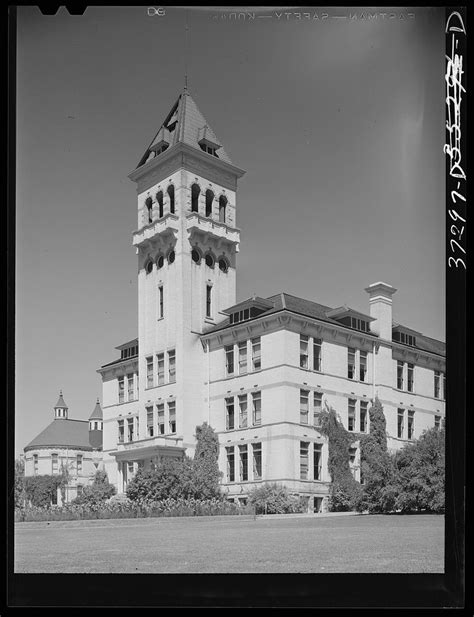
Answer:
top-left (73, 469), bottom-right (116, 505)
top-left (14, 458), bottom-right (25, 508)
top-left (24, 475), bottom-right (62, 507)
top-left (393, 426), bottom-right (445, 513)
top-left (191, 422), bottom-right (223, 499)
top-left (126, 457), bottom-right (194, 502)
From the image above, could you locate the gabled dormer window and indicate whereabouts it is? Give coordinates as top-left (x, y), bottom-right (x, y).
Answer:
top-left (393, 330), bottom-right (417, 347)
top-left (200, 143), bottom-right (218, 157)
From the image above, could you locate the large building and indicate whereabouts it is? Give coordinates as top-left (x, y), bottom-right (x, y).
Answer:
top-left (98, 88), bottom-right (446, 512)
top-left (23, 392), bottom-right (104, 504)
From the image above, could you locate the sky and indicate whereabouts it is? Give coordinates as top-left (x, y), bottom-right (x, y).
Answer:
top-left (15, 6), bottom-right (445, 456)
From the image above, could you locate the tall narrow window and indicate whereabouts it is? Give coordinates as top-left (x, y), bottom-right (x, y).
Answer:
top-left (118, 420), bottom-right (124, 443)
top-left (219, 195), bottom-right (227, 223)
top-left (238, 394), bottom-right (248, 428)
top-left (226, 446), bottom-right (235, 482)
top-left (397, 409), bottom-right (405, 439)
top-left (348, 348), bottom-right (356, 380)
top-left (313, 392), bottom-right (323, 427)
top-left (300, 389), bottom-right (309, 424)
top-left (127, 373), bottom-right (134, 401)
top-left (205, 189), bottom-right (214, 217)
top-left (359, 351), bottom-right (367, 382)
top-left (157, 353), bottom-right (165, 385)
top-left (156, 190), bottom-right (164, 218)
top-left (118, 376), bottom-right (125, 403)
top-left (407, 410), bottom-right (415, 440)
top-left (251, 337), bottom-right (261, 371)
top-left (397, 361), bottom-right (404, 390)
top-left (300, 335), bottom-right (309, 369)
top-left (168, 401), bottom-right (176, 434)
top-left (145, 196), bottom-right (153, 223)
top-left (238, 341), bottom-right (247, 375)
top-left (434, 415), bottom-right (441, 430)
top-left (51, 453), bottom-right (58, 475)
top-left (167, 184), bottom-right (175, 214)
top-left (313, 444), bottom-right (322, 480)
top-left (157, 404), bottom-right (165, 435)
top-left (77, 454), bottom-right (83, 474)
top-left (300, 442), bottom-right (309, 480)
top-left (225, 345), bottom-right (234, 376)
top-left (127, 418), bottom-right (134, 442)
top-left (407, 363), bottom-right (414, 393)
top-left (225, 397), bottom-right (235, 430)
top-left (191, 183), bottom-right (200, 213)
top-left (348, 399), bottom-right (356, 432)
top-left (206, 285), bottom-right (212, 318)
top-left (239, 445), bottom-right (248, 481)
top-left (33, 454), bottom-right (38, 475)
top-left (313, 338), bottom-right (322, 372)
top-left (158, 286), bottom-right (164, 319)
top-left (146, 357), bottom-right (154, 388)
top-left (434, 370), bottom-right (440, 398)
top-left (168, 349), bottom-right (176, 383)
top-left (252, 391), bottom-right (262, 426)
top-left (252, 443), bottom-right (262, 480)
top-left (360, 400), bottom-right (368, 433)
top-left (146, 406), bottom-right (154, 437)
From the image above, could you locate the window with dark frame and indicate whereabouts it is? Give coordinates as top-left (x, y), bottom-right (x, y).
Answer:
top-left (226, 446), bottom-right (235, 482)
top-left (252, 391), bottom-right (261, 426)
top-left (168, 401), bottom-right (176, 434)
top-left (313, 443), bottom-right (322, 480)
top-left (146, 406), bottom-right (154, 437)
top-left (348, 399), bottom-right (356, 432)
top-left (252, 443), bottom-right (262, 480)
top-left (239, 445), bottom-right (248, 481)
top-left (225, 345), bottom-right (234, 375)
top-left (348, 348), bottom-right (356, 380)
top-left (397, 409), bottom-right (405, 439)
top-left (300, 442), bottom-right (309, 480)
top-left (313, 338), bottom-right (322, 372)
top-left (157, 404), bottom-right (165, 435)
top-left (225, 397), bottom-right (235, 430)
top-left (300, 389), bottom-right (309, 424)
top-left (238, 394), bottom-right (248, 428)
top-left (206, 285), bottom-right (212, 318)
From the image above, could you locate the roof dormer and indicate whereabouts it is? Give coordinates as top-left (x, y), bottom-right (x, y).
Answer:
top-left (222, 296), bottom-right (274, 325)
top-left (326, 306), bottom-right (374, 333)
top-left (392, 324), bottom-right (419, 347)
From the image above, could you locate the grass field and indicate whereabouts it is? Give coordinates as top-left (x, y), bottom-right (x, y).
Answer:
top-left (14, 512), bottom-right (444, 573)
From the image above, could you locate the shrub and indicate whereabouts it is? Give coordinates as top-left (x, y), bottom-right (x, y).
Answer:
top-left (248, 483), bottom-right (304, 514)
top-left (24, 475), bottom-right (62, 508)
top-left (191, 423), bottom-right (223, 499)
top-left (126, 457), bottom-right (194, 502)
top-left (14, 459), bottom-right (25, 508)
top-left (72, 469), bottom-right (116, 506)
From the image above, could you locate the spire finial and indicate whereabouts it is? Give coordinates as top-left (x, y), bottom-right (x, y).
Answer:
top-left (96, 398), bottom-right (100, 404)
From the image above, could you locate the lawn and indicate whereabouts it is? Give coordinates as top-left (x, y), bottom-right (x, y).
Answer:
top-left (14, 513), bottom-right (444, 573)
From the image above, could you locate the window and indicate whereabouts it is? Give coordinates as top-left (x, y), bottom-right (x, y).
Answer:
top-left (156, 190), bottom-right (164, 218)
top-left (157, 353), bottom-right (165, 385)
top-left (350, 317), bottom-right (369, 332)
top-left (218, 258), bottom-right (229, 273)
top-left (252, 443), bottom-right (262, 480)
top-left (118, 376), bottom-right (125, 403)
top-left (145, 260), bottom-right (153, 274)
top-left (219, 195), bottom-right (227, 223)
top-left (33, 454), bottom-right (38, 475)
top-left (191, 248), bottom-right (201, 263)
top-left (167, 184), bottom-right (175, 214)
top-left (205, 253), bottom-right (215, 268)
top-left (127, 417), bottom-right (134, 442)
top-left (191, 183), bottom-right (200, 213)
top-left (314, 444), bottom-right (322, 480)
top-left (225, 397), bottom-right (235, 430)
top-left (443, 372), bottom-right (446, 400)
top-left (251, 337), bottom-right (261, 371)
top-left (397, 361), bottom-right (404, 390)
top-left (348, 348), bottom-right (356, 379)
top-left (167, 250), bottom-right (175, 264)
top-left (146, 406), bottom-right (154, 437)
top-left (313, 392), bottom-right (323, 427)
top-left (225, 345), bottom-right (234, 376)
top-left (77, 484), bottom-right (83, 496)
top-left (397, 409), bottom-right (405, 439)
top-left (168, 401), bottom-right (176, 434)
top-left (168, 349), bottom-right (176, 383)
top-left (348, 399), bottom-right (356, 432)
top-left (77, 454), bottom-right (83, 474)
top-left (238, 341), bottom-right (247, 374)
top-left (434, 371), bottom-right (441, 398)
top-left (300, 389), bottom-right (309, 424)
top-left (157, 404), bottom-right (165, 435)
top-left (145, 196), bottom-right (153, 223)
top-left (434, 415), bottom-right (441, 430)
top-left (407, 363), bottom-right (414, 393)
top-left (118, 419), bottom-right (124, 443)
top-left (127, 373), bottom-right (134, 401)
top-left (226, 446), bottom-right (235, 482)
top-left (157, 254), bottom-right (164, 269)
top-left (205, 189), bottom-right (214, 217)
top-left (239, 445), bottom-right (248, 481)
top-left (252, 391), bottom-right (261, 426)
top-left (52, 453), bottom-right (58, 475)
top-left (407, 410), bottom-right (415, 440)
top-left (238, 394), bottom-right (248, 428)
top-left (158, 286), bottom-right (164, 318)
top-left (300, 335), bottom-right (309, 369)
top-left (313, 338), bottom-right (322, 372)
top-left (300, 442), bottom-right (309, 480)
top-left (146, 357), bottom-right (154, 388)
top-left (359, 351), bottom-right (367, 382)
top-left (360, 400), bottom-right (368, 433)
top-left (206, 285), bottom-right (212, 318)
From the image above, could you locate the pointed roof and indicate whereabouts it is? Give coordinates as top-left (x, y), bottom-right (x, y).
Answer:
top-left (137, 88), bottom-right (233, 168)
top-left (54, 390), bottom-right (68, 409)
top-left (89, 398), bottom-right (103, 421)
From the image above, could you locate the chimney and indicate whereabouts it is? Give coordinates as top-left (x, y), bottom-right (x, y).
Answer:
top-left (365, 282), bottom-right (397, 341)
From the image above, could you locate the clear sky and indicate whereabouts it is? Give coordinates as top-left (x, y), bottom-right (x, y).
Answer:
top-left (15, 6), bottom-right (445, 455)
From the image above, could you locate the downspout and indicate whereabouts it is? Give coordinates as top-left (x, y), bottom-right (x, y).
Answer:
top-left (207, 339), bottom-right (211, 425)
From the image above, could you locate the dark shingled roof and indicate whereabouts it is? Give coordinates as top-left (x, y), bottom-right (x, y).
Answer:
top-left (24, 419), bottom-right (94, 452)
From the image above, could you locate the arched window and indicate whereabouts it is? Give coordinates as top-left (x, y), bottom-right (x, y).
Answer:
top-left (168, 250), bottom-right (175, 264)
top-left (191, 248), bottom-right (201, 264)
top-left (205, 190), bottom-right (214, 218)
top-left (167, 185), bottom-right (175, 214)
top-left (156, 191), bottom-right (164, 218)
top-left (191, 184), bottom-right (200, 213)
top-left (156, 254), bottom-right (164, 269)
top-left (145, 196), bottom-right (153, 224)
top-left (218, 257), bottom-right (229, 273)
top-left (205, 253), bottom-right (215, 268)
top-left (219, 195), bottom-right (228, 223)
top-left (145, 260), bottom-right (153, 274)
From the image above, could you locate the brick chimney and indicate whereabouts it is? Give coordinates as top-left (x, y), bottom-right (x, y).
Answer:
top-left (365, 282), bottom-right (397, 341)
